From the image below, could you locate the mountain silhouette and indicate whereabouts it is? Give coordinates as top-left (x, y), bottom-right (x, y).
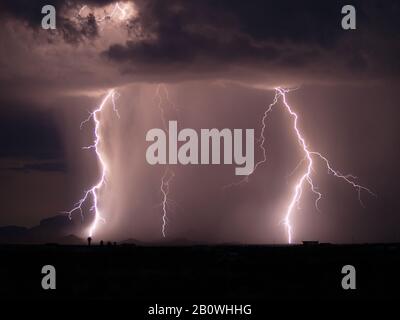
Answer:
top-left (0, 215), bottom-right (84, 244)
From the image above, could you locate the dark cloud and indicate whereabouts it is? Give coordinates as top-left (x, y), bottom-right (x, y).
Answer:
top-left (59, 14), bottom-right (99, 43)
top-left (99, 0), bottom-right (400, 83)
top-left (0, 0), bottom-right (114, 26)
top-left (0, 0), bottom-right (399, 87)
top-left (0, 0), bottom-right (65, 26)
top-left (0, 105), bottom-right (64, 160)
top-left (0, 0), bottom-right (115, 43)
top-left (1, 0), bottom-right (399, 83)
top-left (5, 160), bottom-right (67, 173)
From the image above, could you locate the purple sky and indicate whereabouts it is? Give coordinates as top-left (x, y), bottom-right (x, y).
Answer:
top-left (0, 0), bottom-right (399, 243)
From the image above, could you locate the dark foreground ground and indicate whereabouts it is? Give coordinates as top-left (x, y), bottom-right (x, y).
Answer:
top-left (1, 243), bottom-right (399, 304)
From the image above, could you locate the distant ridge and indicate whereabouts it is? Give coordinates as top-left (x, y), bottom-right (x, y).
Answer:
top-left (120, 238), bottom-right (201, 247)
top-left (0, 214), bottom-right (84, 244)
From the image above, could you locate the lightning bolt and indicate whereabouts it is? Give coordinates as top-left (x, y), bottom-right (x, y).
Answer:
top-left (78, 2), bottom-right (130, 22)
top-left (64, 89), bottom-right (120, 238)
top-left (160, 167), bottom-right (175, 238)
top-left (275, 87), bottom-right (375, 243)
top-left (226, 87), bottom-right (375, 244)
top-left (78, 5), bottom-right (88, 17)
top-left (155, 84), bottom-right (178, 238)
top-left (96, 2), bottom-right (129, 22)
top-left (223, 90), bottom-right (280, 189)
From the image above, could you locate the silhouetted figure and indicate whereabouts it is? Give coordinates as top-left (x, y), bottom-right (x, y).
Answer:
top-left (100, 240), bottom-right (104, 246)
top-left (87, 237), bottom-right (92, 246)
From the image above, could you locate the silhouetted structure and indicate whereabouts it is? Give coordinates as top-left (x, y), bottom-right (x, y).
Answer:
top-left (87, 237), bottom-right (92, 246)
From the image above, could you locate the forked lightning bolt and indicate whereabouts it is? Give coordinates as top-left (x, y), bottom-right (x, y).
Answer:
top-left (229, 87), bottom-right (375, 243)
top-left (155, 84), bottom-right (177, 238)
top-left (275, 87), bottom-right (375, 243)
top-left (65, 89), bottom-right (120, 238)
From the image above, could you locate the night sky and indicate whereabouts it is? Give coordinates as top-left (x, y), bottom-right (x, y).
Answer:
top-left (0, 0), bottom-right (399, 243)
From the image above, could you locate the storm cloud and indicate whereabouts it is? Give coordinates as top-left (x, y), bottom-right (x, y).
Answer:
top-left (0, 0), bottom-right (399, 89)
